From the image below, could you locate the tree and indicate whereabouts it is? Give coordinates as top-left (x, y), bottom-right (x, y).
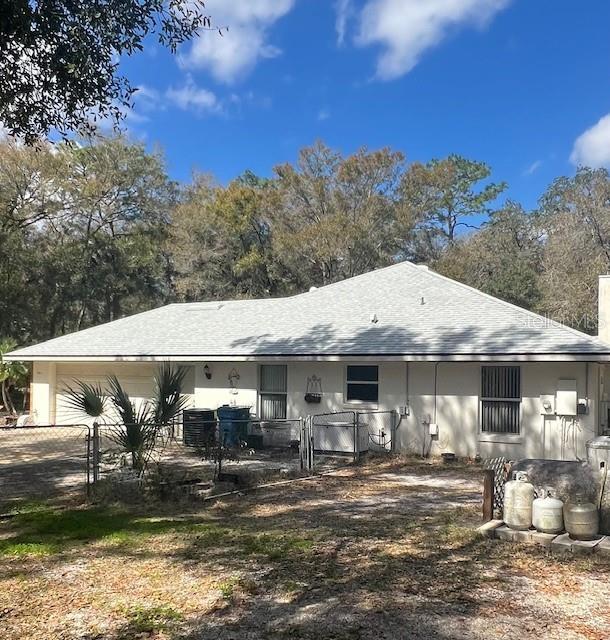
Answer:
top-left (273, 141), bottom-right (405, 286)
top-left (0, 135), bottom-right (176, 342)
top-left (0, 138), bottom-right (65, 231)
top-left (436, 202), bottom-right (543, 310)
top-left (169, 172), bottom-right (292, 301)
top-left (398, 154), bottom-right (506, 262)
top-left (0, 339), bottom-right (28, 415)
top-left (0, 0), bottom-right (222, 143)
top-left (537, 167), bottom-right (610, 333)
top-left (46, 137), bottom-right (176, 329)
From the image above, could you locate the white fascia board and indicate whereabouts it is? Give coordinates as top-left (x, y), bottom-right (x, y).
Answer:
top-left (6, 353), bottom-right (610, 363)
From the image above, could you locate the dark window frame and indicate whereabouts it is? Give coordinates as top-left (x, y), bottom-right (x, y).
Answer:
top-left (481, 365), bottom-right (521, 434)
top-left (345, 365), bottom-right (379, 405)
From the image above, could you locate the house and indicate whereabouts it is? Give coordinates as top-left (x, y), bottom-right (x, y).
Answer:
top-left (7, 262), bottom-right (610, 460)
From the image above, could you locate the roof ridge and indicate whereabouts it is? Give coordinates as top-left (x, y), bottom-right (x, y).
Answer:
top-left (420, 266), bottom-right (603, 345)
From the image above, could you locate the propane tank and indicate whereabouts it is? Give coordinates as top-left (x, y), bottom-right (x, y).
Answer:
top-left (564, 494), bottom-right (599, 541)
top-left (504, 472), bottom-right (535, 530)
top-left (532, 489), bottom-right (564, 534)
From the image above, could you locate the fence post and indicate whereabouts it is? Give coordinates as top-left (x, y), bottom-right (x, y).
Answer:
top-left (353, 412), bottom-right (358, 463)
top-left (483, 468), bottom-right (495, 522)
top-left (92, 421), bottom-right (100, 484)
top-left (307, 416), bottom-right (314, 473)
top-left (86, 426), bottom-right (91, 497)
top-left (299, 418), bottom-right (305, 471)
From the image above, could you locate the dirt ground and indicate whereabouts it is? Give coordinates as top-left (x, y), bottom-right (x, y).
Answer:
top-left (0, 426), bottom-right (312, 504)
top-left (0, 456), bottom-right (608, 640)
top-left (0, 426), bottom-right (90, 500)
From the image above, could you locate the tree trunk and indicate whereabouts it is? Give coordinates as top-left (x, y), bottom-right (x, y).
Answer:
top-left (1, 380), bottom-right (15, 415)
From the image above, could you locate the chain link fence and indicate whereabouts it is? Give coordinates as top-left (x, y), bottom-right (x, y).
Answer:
top-left (0, 411), bottom-right (398, 506)
top-left (91, 417), bottom-right (307, 497)
top-left (0, 424), bottom-right (91, 507)
top-left (484, 456), bottom-right (509, 516)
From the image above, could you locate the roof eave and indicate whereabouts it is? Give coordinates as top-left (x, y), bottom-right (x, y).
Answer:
top-left (9, 352), bottom-right (610, 363)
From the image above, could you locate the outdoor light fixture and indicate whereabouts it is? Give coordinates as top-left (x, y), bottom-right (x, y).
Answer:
top-left (204, 364), bottom-right (212, 380)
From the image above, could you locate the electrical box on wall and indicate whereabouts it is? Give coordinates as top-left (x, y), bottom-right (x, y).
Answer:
top-left (556, 379), bottom-right (577, 416)
top-left (540, 394), bottom-right (555, 415)
top-left (429, 423), bottom-right (439, 436)
top-left (577, 399), bottom-right (589, 415)
top-left (398, 404), bottom-right (410, 416)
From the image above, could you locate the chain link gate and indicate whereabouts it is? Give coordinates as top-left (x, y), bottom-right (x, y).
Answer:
top-left (300, 410), bottom-right (398, 473)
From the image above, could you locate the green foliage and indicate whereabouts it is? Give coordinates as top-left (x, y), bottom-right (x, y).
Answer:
top-left (153, 364), bottom-right (190, 424)
top-left (64, 366), bottom-right (187, 472)
top-left (436, 202), bottom-right (543, 310)
top-left (0, 0), bottom-right (213, 142)
top-left (273, 141), bottom-right (405, 286)
top-left (536, 167), bottom-right (610, 332)
top-left (399, 154), bottom-right (507, 261)
top-left (2, 134), bottom-right (610, 344)
top-left (0, 339), bottom-right (28, 414)
top-left (0, 136), bottom-right (174, 344)
top-left (62, 381), bottom-right (107, 418)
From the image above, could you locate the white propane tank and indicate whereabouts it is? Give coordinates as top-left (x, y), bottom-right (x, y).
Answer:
top-left (532, 490), bottom-right (564, 534)
top-left (504, 471), bottom-right (535, 530)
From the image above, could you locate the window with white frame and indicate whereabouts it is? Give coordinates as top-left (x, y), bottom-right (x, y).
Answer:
top-left (481, 366), bottom-right (521, 434)
top-left (259, 365), bottom-right (287, 420)
top-left (345, 365), bottom-right (379, 404)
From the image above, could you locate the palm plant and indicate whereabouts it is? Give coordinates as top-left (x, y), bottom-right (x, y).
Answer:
top-left (63, 365), bottom-right (188, 473)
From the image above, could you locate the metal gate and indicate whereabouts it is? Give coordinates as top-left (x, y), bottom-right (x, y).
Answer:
top-left (301, 410), bottom-right (398, 472)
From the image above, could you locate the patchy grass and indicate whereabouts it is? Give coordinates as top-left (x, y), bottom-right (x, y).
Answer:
top-left (0, 505), bottom-right (187, 556)
top-left (120, 604), bottom-right (182, 636)
top-left (0, 459), bottom-right (608, 640)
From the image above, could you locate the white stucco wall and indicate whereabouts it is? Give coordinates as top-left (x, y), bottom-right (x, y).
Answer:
top-left (31, 358), bottom-right (601, 461)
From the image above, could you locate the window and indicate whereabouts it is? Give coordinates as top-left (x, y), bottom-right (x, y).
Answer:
top-left (345, 365), bottom-right (379, 404)
top-left (481, 366), bottom-right (521, 434)
top-left (259, 365), bottom-right (287, 420)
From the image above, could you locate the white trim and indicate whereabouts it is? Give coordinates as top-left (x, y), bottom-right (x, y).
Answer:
top-left (7, 353), bottom-right (610, 363)
top-left (478, 433), bottom-right (524, 445)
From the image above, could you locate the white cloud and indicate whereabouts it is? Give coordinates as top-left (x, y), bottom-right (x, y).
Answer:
top-left (335, 0), bottom-right (353, 45)
top-left (165, 76), bottom-right (221, 115)
top-left (134, 85), bottom-right (164, 113)
top-left (179, 0), bottom-right (295, 83)
top-left (570, 113), bottom-right (610, 168)
top-left (356, 0), bottom-right (511, 81)
top-left (317, 108), bottom-right (331, 121)
top-left (523, 159), bottom-right (542, 176)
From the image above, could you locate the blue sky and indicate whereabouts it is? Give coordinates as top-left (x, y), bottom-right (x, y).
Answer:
top-left (119, 0), bottom-right (610, 210)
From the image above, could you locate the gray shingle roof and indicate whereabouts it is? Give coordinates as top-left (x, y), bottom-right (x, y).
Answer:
top-left (8, 262), bottom-right (610, 360)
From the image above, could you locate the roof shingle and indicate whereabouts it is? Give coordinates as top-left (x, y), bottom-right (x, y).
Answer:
top-left (8, 262), bottom-right (610, 360)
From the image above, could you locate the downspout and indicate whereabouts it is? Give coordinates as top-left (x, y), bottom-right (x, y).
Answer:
top-left (423, 361), bottom-right (440, 458)
top-left (405, 361), bottom-right (409, 411)
top-left (433, 361), bottom-right (440, 425)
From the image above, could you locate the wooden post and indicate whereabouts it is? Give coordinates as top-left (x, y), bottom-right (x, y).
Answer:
top-left (483, 468), bottom-right (494, 522)
top-left (92, 421), bottom-right (100, 484)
